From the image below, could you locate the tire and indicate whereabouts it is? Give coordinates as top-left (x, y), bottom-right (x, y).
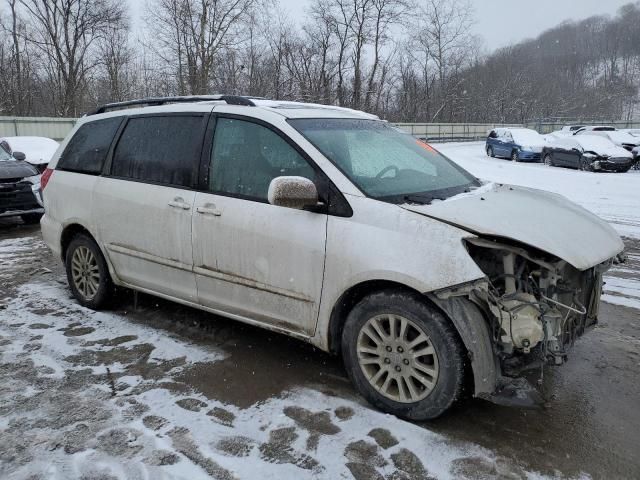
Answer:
top-left (21, 212), bottom-right (43, 225)
top-left (544, 154), bottom-right (553, 167)
top-left (65, 234), bottom-right (114, 310)
top-left (341, 290), bottom-right (466, 420)
top-left (486, 146), bottom-right (494, 157)
top-left (579, 158), bottom-right (592, 172)
top-left (511, 150), bottom-right (519, 162)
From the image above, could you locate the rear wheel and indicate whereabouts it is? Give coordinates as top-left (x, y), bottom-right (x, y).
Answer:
top-left (486, 146), bottom-right (494, 157)
top-left (511, 150), bottom-right (519, 162)
top-left (65, 234), bottom-right (114, 309)
top-left (21, 213), bottom-right (43, 225)
top-left (341, 290), bottom-right (466, 420)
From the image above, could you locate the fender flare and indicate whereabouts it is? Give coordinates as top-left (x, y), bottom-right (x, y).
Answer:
top-left (428, 295), bottom-right (498, 396)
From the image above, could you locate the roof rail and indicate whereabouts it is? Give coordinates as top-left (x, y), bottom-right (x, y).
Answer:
top-left (87, 95), bottom-right (255, 115)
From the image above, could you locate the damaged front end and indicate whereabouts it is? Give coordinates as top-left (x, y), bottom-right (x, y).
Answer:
top-left (431, 236), bottom-right (616, 405)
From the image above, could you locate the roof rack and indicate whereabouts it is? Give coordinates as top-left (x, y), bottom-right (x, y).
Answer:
top-left (87, 95), bottom-right (255, 115)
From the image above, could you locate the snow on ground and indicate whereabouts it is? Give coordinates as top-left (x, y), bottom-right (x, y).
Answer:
top-left (438, 142), bottom-right (640, 311)
top-left (0, 270), bottom-right (559, 480)
top-left (437, 142), bottom-right (640, 240)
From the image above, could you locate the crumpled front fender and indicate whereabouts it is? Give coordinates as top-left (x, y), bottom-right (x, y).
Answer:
top-left (428, 294), bottom-right (498, 396)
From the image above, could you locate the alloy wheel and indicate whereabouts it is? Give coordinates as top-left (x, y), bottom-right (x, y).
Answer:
top-left (356, 314), bottom-right (439, 403)
top-left (71, 246), bottom-right (100, 300)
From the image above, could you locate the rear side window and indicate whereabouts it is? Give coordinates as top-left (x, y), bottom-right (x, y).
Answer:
top-left (57, 117), bottom-right (122, 174)
top-left (111, 115), bottom-right (205, 187)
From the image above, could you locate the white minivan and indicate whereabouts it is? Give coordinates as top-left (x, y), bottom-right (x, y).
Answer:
top-left (41, 96), bottom-right (624, 419)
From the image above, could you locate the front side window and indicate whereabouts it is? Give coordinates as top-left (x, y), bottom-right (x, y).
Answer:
top-left (209, 117), bottom-right (315, 201)
top-left (290, 118), bottom-right (478, 203)
top-left (57, 117), bottom-right (122, 174)
top-left (111, 115), bottom-right (205, 187)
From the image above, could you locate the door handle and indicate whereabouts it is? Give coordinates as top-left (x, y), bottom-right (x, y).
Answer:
top-left (168, 197), bottom-right (191, 210)
top-left (196, 204), bottom-right (222, 216)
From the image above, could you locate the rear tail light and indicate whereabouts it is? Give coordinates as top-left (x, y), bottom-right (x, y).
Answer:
top-left (41, 168), bottom-right (54, 190)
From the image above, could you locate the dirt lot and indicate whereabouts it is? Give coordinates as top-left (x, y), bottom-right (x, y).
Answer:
top-left (1, 219), bottom-right (639, 480)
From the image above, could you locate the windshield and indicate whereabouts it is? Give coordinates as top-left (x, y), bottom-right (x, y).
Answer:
top-left (289, 118), bottom-right (478, 203)
top-left (607, 131), bottom-right (639, 144)
top-left (0, 143), bottom-right (13, 162)
top-left (574, 135), bottom-right (618, 152)
top-left (510, 129), bottom-right (545, 146)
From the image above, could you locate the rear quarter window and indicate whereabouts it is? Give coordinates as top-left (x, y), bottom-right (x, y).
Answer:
top-left (110, 115), bottom-right (206, 188)
top-left (57, 117), bottom-right (123, 174)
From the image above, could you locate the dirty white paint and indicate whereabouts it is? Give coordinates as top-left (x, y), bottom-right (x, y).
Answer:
top-left (404, 183), bottom-right (624, 271)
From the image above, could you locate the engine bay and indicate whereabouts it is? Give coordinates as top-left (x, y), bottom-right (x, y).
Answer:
top-left (464, 237), bottom-right (613, 376)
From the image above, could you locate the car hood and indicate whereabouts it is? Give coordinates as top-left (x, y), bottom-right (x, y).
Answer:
top-left (0, 160), bottom-right (39, 180)
top-left (402, 183), bottom-right (624, 271)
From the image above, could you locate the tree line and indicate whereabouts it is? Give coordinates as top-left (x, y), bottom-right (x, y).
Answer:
top-left (0, 0), bottom-right (639, 122)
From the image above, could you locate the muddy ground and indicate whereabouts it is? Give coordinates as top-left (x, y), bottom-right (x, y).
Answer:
top-left (1, 219), bottom-right (639, 479)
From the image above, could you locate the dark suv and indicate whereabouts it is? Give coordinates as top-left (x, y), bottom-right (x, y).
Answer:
top-left (0, 142), bottom-right (44, 224)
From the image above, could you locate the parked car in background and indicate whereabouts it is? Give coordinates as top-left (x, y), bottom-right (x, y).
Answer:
top-left (40, 95), bottom-right (623, 419)
top-left (485, 127), bottom-right (546, 162)
top-left (573, 126), bottom-right (615, 134)
top-left (620, 128), bottom-right (640, 137)
top-left (556, 125), bottom-right (586, 136)
top-left (632, 146), bottom-right (640, 170)
top-left (576, 129), bottom-right (640, 153)
top-left (542, 135), bottom-right (634, 172)
top-left (0, 136), bottom-right (60, 173)
top-left (0, 142), bottom-right (45, 223)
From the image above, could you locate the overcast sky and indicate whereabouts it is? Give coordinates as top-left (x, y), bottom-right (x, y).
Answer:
top-left (131, 0), bottom-right (631, 51)
top-left (275, 0), bottom-right (631, 50)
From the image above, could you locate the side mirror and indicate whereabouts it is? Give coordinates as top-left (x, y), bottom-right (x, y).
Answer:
top-left (268, 176), bottom-right (318, 210)
top-left (12, 151), bottom-right (26, 161)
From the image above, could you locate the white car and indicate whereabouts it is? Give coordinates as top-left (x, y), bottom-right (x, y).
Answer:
top-left (620, 128), bottom-right (640, 137)
top-left (0, 136), bottom-right (60, 173)
top-left (576, 130), bottom-right (640, 153)
top-left (550, 125), bottom-right (586, 137)
top-left (41, 95), bottom-right (624, 419)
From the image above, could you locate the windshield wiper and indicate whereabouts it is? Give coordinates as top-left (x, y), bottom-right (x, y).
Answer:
top-left (403, 194), bottom-right (444, 205)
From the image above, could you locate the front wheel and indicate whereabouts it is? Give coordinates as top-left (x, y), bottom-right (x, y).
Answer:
top-left (511, 150), bottom-right (519, 162)
top-left (341, 290), bottom-right (466, 420)
top-left (579, 158), bottom-right (592, 172)
top-left (486, 146), bottom-right (494, 157)
top-left (65, 234), bottom-right (114, 309)
top-left (544, 154), bottom-right (553, 166)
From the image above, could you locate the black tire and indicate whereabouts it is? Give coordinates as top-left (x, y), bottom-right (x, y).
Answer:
top-left (341, 290), bottom-right (466, 420)
top-left (21, 212), bottom-right (43, 225)
top-left (486, 146), bottom-right (494, 157)
top-left (65, 234), bottom-right (114, 310)
top-left (579, 158), bottom-right (592, 172)
top-left (544, 154), bottom-right (553, 167)
top-left (511, 150), bottom-right (519, 162)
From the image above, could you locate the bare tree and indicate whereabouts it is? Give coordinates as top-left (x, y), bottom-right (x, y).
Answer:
top-left (96, 20), bottom-right (133, 102)
top-left (147, 0), bottom-right (256, 95)
top-left (411, 0), bottom-right (475, 121)
top-left (0, 0), bottom-right (34, 114)
top-left (18, 0), bottom-right (124, 115)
